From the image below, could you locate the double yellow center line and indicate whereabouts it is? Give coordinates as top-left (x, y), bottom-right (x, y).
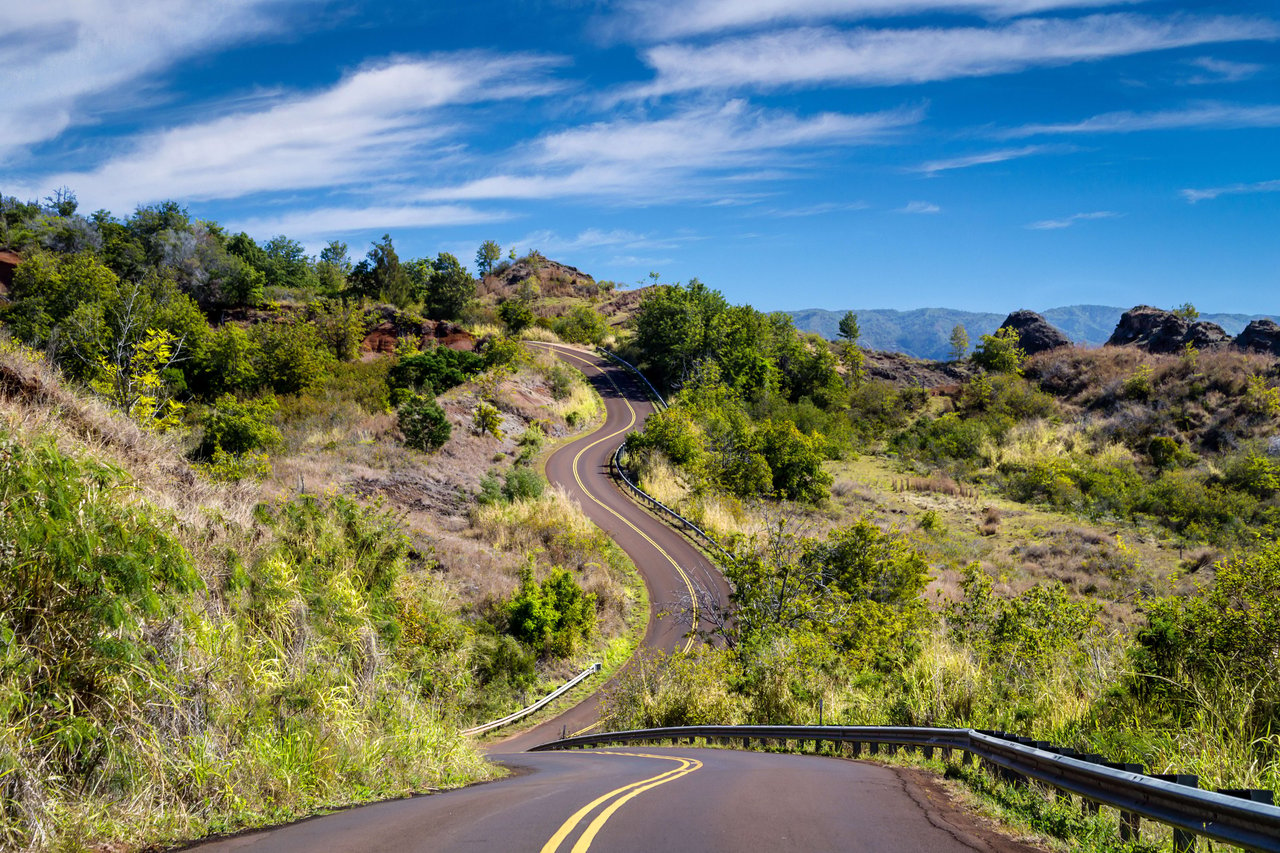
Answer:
top-left (533, 344), bottom-right (699, 653)
top-left (539, 752), bottom-right (703, 853)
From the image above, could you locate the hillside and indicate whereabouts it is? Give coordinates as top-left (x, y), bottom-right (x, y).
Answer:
top-left (790, 305), bottom-right (1280, 359)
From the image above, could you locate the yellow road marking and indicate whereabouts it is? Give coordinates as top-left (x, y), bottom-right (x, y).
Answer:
top-left (531, 344), bottom-right (699, 653)
top-left (570, 720), bottom-right (603, 737)
top-left (539, 751), bottom-right (703, 853)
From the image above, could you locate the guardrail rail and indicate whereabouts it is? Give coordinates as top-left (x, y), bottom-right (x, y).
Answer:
top-left (531, 724), bottom-right (1280, 852)
top-left (462, 663), bottom-right (601, 737)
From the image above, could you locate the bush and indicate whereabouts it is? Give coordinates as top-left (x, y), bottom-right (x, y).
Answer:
top-left (552, 306), bottom-right (607, 345)
top-left (476, 467), bottom-right (546, 504)
top-left (252, 320), bottom-right (330, 395)
top-left (398, 393), bottom-right (452, 452)
top-left (498, 299), bottom-right (534, 334)
top-left (972, 327), bottom-right (1026, 374)
top-left (196, 393), bottom-right (282, 459)
top-left (389, 346), bottom-right (484, 401)
top-left (504, 564), bottom-right (596, 656)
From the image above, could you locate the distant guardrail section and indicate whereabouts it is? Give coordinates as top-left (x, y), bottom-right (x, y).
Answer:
top-left (532, 724), bottom-right (1280, 852)
top-left (461, 663), bottom-right (601, 737)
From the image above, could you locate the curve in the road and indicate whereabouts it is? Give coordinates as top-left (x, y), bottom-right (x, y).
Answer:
top-left (494, 343), bottom-right (730, 751)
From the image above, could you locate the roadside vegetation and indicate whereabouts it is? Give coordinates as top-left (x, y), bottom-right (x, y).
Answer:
top-left (0, 193), bottom-right (643, 850)
top-left (607, 282), bottom-right (1280, 807)
top-left (3, 188), bottom-right (1278, 847)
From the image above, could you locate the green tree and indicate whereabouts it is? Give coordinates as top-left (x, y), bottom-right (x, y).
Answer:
top-left (949, 323), bottom-right (969, 360)
top-left (1172, 302), bottom-right (1199, 321)
top-left (837, 311), bottom-right (860, 344)
top-left (316, 240), bottom-right (352, 294)
top-left (397, 393), bottom-right (452, 452)
top-left (972, 326), bottom-right (1026, 374)
top-left (498, 298), bottom-right (535, 334)
top-left (475, 240), bottom-right (502, 276)
top-left (251, 320), bottom-right (330, 394)
top-left (756, 419), bottom-right (832, 503)
top-left (505, 564), bottom-right (596, 656)
top-left (350, 234), bottom-right (411, 306)
top-left (426, 252), bottom-right (475, 320)
top-left (190, 323), bottom-right (262, 398)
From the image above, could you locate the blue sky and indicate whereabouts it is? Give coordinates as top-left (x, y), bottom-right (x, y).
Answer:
top-left (2, 0), bottom-right (1277, 314)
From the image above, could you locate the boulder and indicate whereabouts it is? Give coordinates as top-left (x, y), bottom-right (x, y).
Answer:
top-left (998, 310), bottom-right (1071, 355)
top-left (1234, 319), bottom-right (1280, 356)
top-left (1106, 305), bottom-right (1229, 353)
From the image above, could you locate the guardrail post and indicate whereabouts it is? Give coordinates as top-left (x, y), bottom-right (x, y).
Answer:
top-left (868, 742), bottom-right (879, 756)
top-left (743, 736), bottom-right (751, 750)
top-left (923, 745), bottom-right (934, 760)
top-left (1118, 810), bottom-right (1140, 843)
top-left (941, 746), bottom-right (952, 762)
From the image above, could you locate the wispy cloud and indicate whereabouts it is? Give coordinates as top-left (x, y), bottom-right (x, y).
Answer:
top-left (1025, 210), bottom-right (1118, 229)
top-left (628, 14), bottom-right (1276, 97)
top-left (914, 144), bottom-right (1057, 175)
top-left (515, 228), bottom-right (701, 255)
top-left (757, 201), bottom-right (871, 217)
top-left (422, 100), bottom-right (922, 202)
top-left (607, 0), bottom-right (1147, 41)
top-left (1182, 178), bottom-right (1280, 203)
top-left (1003, 102), bottom-right (1280, 136)
top-left (0, 0), bottom-right (327, 160)
top-left (1186, 55), bottom-right (1266, 84)
top-left (229, 204), bottom-right (512, 242)
top-left (899, 200), bottom-right (942, 213)
top-left (16, 53), bottom-right (565, 213)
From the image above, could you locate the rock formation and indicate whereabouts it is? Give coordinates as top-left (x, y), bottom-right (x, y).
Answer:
top-left (1106, 305), bottom-right (1230, 353)
top-left (998, 310), bottom-right (1071, 355)
top-left (1234, 319), bottom-right (1280, 356)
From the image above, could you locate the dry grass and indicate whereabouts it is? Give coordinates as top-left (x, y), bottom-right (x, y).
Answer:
top-left (894, 473), bottom-right (980, 500)
top-left (518, 326), bottom-right (564, 343)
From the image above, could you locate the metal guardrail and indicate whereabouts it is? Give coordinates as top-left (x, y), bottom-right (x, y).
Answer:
top-left (610, 443), bottom-right (734, 563)
top-left (461, 663), bottom-right (601, 737)
top-left (593, 348), bottom-right (731, 563)
top-left (531, 725), bottom-right (1280, 852)
top-left (595, 348), bottom-right (667, 410)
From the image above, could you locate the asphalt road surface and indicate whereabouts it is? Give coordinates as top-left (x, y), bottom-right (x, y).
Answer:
top-left (186, 345), bottom-right (1044, 852)
top-left (493, 344), bottom-right (730, 753)
top-left (192, 747), bottom-right (1042, 853)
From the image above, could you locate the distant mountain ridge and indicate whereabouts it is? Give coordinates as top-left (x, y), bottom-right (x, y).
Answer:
top-left (788, 305), bottom-right (1280, 361)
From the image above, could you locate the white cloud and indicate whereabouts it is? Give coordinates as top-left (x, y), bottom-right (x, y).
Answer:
top-left (423, 100), bottom-right (922, 202)
top-left (899, 200), bottom-right (942, 213)
top-left (1186, 56), bottom-right (1265, 84)
top-left (914, 144), bottom-right (1056, 174)
top-left (17, 54), bottom-right (564, 213)
top-left (758, 201), bottom-right (871, 217)
top-left (229, 204), bottom-right (512, 241)
top-left (1004, 103), bottom-right (1280, 136)
top-left (609, 0), bottom-right (1147, 40)
top-left (1025, 210), bottom-right (1118, 228)
top-left (516, 228), bottom-right (700, 255)
top-left (1182, 178), bottom-right (1280, 203)
top-left (0, 0), bottom-right (325, 159)
top-left (630, 15), bottom-right (1277, 97)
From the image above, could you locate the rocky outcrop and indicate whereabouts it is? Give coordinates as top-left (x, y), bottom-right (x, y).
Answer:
top-left (0, 249), bottom-right (21, 300)
top-left (1106, 305), bottom-right (1230, 353)
top-left (361, 309), bottom-right (474, 356)
top-left (1234, 319), bottom-right (1280, 356)
top-left (998, 310), bottom-right (1071, 355)
top-left (478, 255), bottom-right (600, 299)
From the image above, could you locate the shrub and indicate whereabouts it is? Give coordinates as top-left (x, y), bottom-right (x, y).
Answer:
top-left (196, 393), bottom-right (282, 459)
top-left (497, 299), bottom-right (534, 334)
top-left (504, 564), bottom-right (596, 656)
top-left (972, 327), bottom-right (1026, 374)
top-left (473, 401), bottom-right (504, 439)
top-left (252, 320), bottom-right (330, 395)
top-left (398, 393), bottom-right (452, 452)
top-left (389, 346), bottom-right (484, 400)
top-left (552, 306), bottom-right (607, 345)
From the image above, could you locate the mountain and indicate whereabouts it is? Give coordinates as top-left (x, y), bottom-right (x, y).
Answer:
top-left (789, 305), bottom-right (1280, 360)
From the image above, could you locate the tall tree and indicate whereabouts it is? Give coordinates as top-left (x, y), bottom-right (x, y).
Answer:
top-left (350, 234), bottom-right (411, 306)
top-left (475, 240), bottom-right (501, 276)
top-left (949, 323), bottom-right (970, 361)
top-left (427, 252), bottom-right (474, 320)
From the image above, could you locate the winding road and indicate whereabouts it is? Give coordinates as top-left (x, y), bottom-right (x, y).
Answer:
top-left (187, 345), bottom-right (1044, 853)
